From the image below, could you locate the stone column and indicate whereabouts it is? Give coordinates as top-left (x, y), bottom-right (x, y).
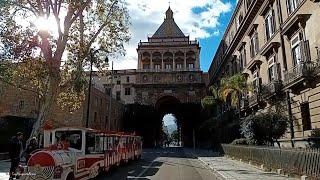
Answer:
top-left (162, 53), bottom-right (164, 70)
top-left (173, 52), bottom-right (176, 70)
top-left (184, 52), bottom-right (187, 70)
top-left (138, 52), bottom-right (141, 69)
top-left (195, 51), bottom-right (200, 70)
top-left (150, 52), bottom-right (153, 70)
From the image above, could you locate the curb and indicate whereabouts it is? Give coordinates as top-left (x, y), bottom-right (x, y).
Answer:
top-left (184, 149), bottom-right (226, 180)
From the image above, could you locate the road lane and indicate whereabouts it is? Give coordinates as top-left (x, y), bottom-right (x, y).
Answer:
top-left (97, 147), bottom-right (220, 180)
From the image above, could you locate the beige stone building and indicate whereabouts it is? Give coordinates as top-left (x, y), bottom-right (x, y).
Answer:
top-left (101, 7), bottom-right (208, 107)
top-left (208, 0), bottom-right (320, 147)
top-left (0, 80), bottom-right (124, 132)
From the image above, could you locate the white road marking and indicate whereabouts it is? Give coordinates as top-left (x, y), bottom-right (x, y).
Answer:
top-left (134, 158), bottom-right (158, 179)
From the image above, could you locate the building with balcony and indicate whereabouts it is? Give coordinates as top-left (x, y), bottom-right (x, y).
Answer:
top-left (208, 0), bottom-right (320, 147)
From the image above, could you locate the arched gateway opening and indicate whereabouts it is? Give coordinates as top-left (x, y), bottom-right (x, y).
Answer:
top-left (155, 96), bottom-right (181, 147)
top-left (122, 95), bottom-right (205, 148)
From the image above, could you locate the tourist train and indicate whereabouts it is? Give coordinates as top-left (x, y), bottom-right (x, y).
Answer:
top-left (22, 127), bottom-right (142, 180)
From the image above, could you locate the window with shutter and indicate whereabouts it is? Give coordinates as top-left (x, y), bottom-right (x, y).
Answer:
top-left (265, 9), bottom-right (275, 41)
top-left (301, 102), bottom-right (311, 131)
top-left (291, 33), bottom-right (302, 65)
top-left (268, 57), bottom-right (276, 82)
top-left (253, 70), bottom-right (260, 92)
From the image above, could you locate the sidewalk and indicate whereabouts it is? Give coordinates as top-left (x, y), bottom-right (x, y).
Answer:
top-left (0, 160), bottom-right (10, 180)
top-left (184, 148), bottom-right (298, 180)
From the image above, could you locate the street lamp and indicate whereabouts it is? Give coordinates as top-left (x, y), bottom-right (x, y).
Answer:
top-left (85, 49), bottom-right (108, 128)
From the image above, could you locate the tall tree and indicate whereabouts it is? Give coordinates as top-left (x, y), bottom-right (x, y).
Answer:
top-left (0, 0), bottom-right (130, 139)
top-left (219, 73), bottom-right (250, 114)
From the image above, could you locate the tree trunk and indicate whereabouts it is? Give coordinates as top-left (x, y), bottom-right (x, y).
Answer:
top-left (29, 75), bottom-right (59, 143)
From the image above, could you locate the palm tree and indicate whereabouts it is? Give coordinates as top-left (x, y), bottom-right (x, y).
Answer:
top-left (219, 73), bottom-right (251, 119)
top-left (201, 85), bottom-right (221, 116)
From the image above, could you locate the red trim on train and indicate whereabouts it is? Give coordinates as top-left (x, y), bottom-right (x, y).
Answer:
top-left (28, 152), bottom-right (55, 167)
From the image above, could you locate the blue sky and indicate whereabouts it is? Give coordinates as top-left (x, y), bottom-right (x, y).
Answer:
top-left (113, 0), bottom-right (237, 72)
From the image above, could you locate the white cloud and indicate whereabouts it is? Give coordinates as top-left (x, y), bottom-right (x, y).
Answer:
top-left (113, 0), bottom-right (232, 70)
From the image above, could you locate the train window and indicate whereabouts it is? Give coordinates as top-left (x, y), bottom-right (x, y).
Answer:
top-left (85, 133), bottom-right (104, 154)
top-left (55, 130), bottom-right (82, 150)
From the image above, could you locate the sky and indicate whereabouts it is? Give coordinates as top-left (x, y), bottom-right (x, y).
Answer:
top-left (112, 0), bottom-right (237, 72)
top-left (163, 114), bottom-right (176, 126)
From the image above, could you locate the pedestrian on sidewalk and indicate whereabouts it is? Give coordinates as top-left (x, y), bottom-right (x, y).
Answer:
top-left (25, 137), bottom-right (38, 163)
top-left (8, 132), bottom-right (24, 180)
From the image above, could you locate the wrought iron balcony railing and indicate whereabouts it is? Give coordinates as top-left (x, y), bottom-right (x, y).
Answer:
top-left (283, 61), bottom-right (320, 87)
top-left (248, 93), bottom-right (259, 107)
top-left (240, 98), bottom-right (249, 110)
top-left (261, 80), bottom-right (283, 99)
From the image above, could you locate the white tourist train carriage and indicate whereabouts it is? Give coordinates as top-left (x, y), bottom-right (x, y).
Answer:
top-left (22, 127), bottom-right (142, 180)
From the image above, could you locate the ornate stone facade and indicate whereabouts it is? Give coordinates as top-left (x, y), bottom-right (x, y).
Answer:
top-left (104, 7), bottom-right (208, 106)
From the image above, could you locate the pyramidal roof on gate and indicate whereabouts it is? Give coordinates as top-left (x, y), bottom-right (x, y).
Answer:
top-left (152, 7), bottom-right (186, 38)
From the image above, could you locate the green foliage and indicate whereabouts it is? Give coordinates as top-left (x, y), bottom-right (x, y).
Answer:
top-left (240, 112), bottom-right (288, 145)
top-left (220, 73), bottom-right (250, 107)
top-left (231, 138), bottom-right (248, 145)
top-left (171, 130), bottom-right (179, 142)
top-left (308, 129), bottom-right (320, 149)
top-left (0, 0), bottom-right (131, 137)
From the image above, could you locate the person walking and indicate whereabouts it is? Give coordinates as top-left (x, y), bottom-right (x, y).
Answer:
top-left (25, 137), bottom-right (38, 163)
top-left (9, 132), bottom-right (24, 180)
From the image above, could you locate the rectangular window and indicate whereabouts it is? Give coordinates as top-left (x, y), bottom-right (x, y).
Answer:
top-left (252, 70), bottom-right (260, 92)
top-left (154, 64), bottom-right (161, 69)
top-left (125, 88), bottom-right (131, 95)
top-left (188, 63), bottom-right (194, 69)
top-left (250, 32), bottom-right (259, 57)
top-left (301, 102), bottom-right (311, 131)
top-left (291, 33), bottom-right (302, 65)
top-left (265, 9), bottom-right (275, 41)
top-left (287, 0), bottom-right (301, 15)
top-left (105, 88), bottom-right (111, 96)
top-left (95, 97), bottom-right (98, 107)
top-left (116, 91), bottom-right (121, 101)
top-left (239, 47), bottom-right (246, 70)
top-left (126, 76), bottom-right (130, 83)
top-left (143, 64), bottom-right (150, 69)
top-left (94, 112), bottom-right (97, 122)
top-left (19, 100), bottom-right (25, 109)
top-left (117, 80), bottom-right (121, 85)
top-left (165, 64), bottom-right (172, 69)
top-left (176, 63), bottom-right (182, 69)
top-left (268, 56), bottom-right (276, 82)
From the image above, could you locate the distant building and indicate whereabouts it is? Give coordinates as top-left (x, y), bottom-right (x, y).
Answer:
top-left (0, 80), bottom-right (123, 131)
top-left (208, 0), bottom-right (320, 147)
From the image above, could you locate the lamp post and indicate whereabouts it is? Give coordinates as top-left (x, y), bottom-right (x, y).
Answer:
top-left (85, 49), bottom-right (108, 128)
top-left (106, 61), bottom-right (113, 131)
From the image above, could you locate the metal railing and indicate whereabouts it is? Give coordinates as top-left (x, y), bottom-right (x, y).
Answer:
top-left (240, 98), bottom-right (249, 109)
top-left (222, 144), bottom-right (320, 178)
top-left (136, 68), bottom-right (200, 73)
top-left (138, 40), bottom-right (198, 46)
top-left (261, 80), bottom-right (283, 98)
top-left (248, 93), bottom-right (259, 107)
top-left (283, 61), bottom-right (320, 86)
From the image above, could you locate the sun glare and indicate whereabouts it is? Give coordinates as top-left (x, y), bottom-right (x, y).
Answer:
top-left (34, 17), bottom-right (58, 34)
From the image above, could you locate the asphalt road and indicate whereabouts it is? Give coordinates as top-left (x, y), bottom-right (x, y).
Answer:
top-left (96, 147), bottom-right (220, 180)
